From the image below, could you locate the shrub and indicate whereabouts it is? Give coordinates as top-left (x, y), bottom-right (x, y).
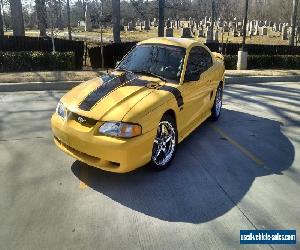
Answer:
top-left (0, 51), bottom-right (76, 72)
top-left (224, 55), bottom-right (300, 70)
top-left (224, 55), bottom-right (238, 70)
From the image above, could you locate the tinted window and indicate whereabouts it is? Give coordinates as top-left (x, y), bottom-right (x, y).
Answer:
top-left (117, 44), bottom-right (186, 82)
top-left (184, 46), bottom-right (213, 82)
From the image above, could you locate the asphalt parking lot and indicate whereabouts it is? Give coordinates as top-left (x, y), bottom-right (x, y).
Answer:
top-left (0, 76), bottom-right (299, 249)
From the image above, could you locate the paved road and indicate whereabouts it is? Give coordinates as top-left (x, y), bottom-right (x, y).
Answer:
top-left (0, 77), bottom-right (299, 249)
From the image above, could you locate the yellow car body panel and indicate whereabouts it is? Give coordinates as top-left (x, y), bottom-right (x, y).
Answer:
top-left (51, 37), bottom-right (225, 173)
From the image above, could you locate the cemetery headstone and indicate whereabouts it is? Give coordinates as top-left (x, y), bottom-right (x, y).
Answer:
top-left (181, 27), bottom-right (193, 38)
top-left (282, 26), bottom-right (288, 40)
top-left (165, 28), bottom-right (174, 37)
top-left (144, 20), bottom-right (150, 31)
top-left (205, 26), bottom-right (213, 42)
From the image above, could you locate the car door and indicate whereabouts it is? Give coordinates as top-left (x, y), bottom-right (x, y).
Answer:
top-left (197, 47), bottom-right (215, 114)
top-left (177, 46), bottom-right (214, 136)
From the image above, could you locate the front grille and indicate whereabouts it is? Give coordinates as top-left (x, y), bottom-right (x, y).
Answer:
top-left (69, 112), bottom-right (98, 127)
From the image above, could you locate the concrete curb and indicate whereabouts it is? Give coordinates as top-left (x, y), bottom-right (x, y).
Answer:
top-left (226, 70), bottom-right (300, 77)
top-left (226, 75), bottom-right (300, 84)
top-left (1, 70), bottom-right (300, 84)
top-left (0, 71), bottom-right (105, 84)
top-left (1, 71), bottom-right (300, 92)
top-left (0, 81), bottom-right (82, 92)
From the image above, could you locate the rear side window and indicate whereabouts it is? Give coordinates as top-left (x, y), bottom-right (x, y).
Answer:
top-left (184, 46), bottom-right (213, 82)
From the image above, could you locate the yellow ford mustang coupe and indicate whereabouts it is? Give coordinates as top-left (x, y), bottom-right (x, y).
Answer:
top-left (51, 37), bottom-right (225, 173)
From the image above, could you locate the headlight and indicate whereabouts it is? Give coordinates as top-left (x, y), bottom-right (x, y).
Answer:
top-left (56, 101), bottom-right (66, 119)
top-left (99, 122), bottom-right (142, 138)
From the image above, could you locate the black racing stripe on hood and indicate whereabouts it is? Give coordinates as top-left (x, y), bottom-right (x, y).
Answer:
top-left (126, 78), bottom-right (151, 87)
top-left (79, 73), bottom-right (136, 111)
top-left (159, 86), bottom-right (184, 108)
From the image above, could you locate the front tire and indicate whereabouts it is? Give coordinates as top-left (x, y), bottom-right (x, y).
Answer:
top-left (211, 84), bottom-right (223, 121)
top-left (150, 114), bottom-right (177, 171)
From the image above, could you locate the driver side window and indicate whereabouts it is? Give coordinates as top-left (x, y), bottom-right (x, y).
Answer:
top-left (184, 46), bottom-right (213, 82)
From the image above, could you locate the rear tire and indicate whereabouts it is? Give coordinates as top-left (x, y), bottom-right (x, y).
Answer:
top-left (150, 114), bottom-right (177, 171)
top-left (211, 84), bottom-right (223, 121)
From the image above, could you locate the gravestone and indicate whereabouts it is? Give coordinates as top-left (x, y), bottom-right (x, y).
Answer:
top-left (231, 26), bottom-right (238, 37)
top-left (128, 21), bottom-right (136, 31)
top-left (261, 26), bottom-right (268, 36)
top-left (237, 22), bottom-right (243, 29)
top-left (246, 22), bottom-right (250, 32)
top-left (205, 26), bottom-right (213, 42)
top-left (213, 30), bottom-right (219, 42)
top-left (254, 21), bottom-right (259, 36)
top-left (204, 16), bottom-right (208, 24)
top-left (279, 23), bottom-right (283, 33)
top-left (181, 27), bottom-right (193, 38)
top-left (137, 22), bottom-right (143, 31)
top-left (282, 26), bottom-right (288, 40)
top-left (144, 20), bottom-right (150, 31)
top-left (223, 25), bottom-right (229, 33)
top-left (152, 18), bottom-right (158, 27)
top-left (232, 22), bottom-right (236, 31)
top-left (166, 18), bottom-right (171, 28)
top-left (196, 29), bottom-right (204, 37)
top-left (165, 28), bottom-right (174, 37)
top-left (189, 17), bottom-right (194, 27)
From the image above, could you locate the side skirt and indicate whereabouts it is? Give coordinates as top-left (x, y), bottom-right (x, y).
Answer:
top-left (178, 110), bottom-right (211, 143)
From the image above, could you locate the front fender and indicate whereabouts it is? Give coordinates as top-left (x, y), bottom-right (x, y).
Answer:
top-left (122, 91), bottom-right (180, 134)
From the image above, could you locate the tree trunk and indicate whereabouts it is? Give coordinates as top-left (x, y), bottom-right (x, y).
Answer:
top-left (85, 2), bottom-right (92, 32)
top-left (112, 0), bottom-right (121, 43)
top-left (0, 1), bottom-right (4, 35)
top-left (57, 0), bottom-right (63, 31)
top-left (66, 0), bottom-right (72, 40)
top-left (290, 0), bottom-right (299, 46)
top-left (35, 0), bottom-right (47, 37)
top-left (9, 0), bottom-right (25, 36)
top-left (158, 0), bottom-right (165, 37)
top-left (241, 0), bottom-right (249, 51)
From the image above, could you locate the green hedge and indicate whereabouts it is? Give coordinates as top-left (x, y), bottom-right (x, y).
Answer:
top-left (224, 55), bottom-right (300, 70)
top-left (0, 51), bottom-right (76, 72)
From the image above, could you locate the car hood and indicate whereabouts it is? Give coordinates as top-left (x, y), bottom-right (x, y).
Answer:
top-left (61, 71), bottom-right (164, 121)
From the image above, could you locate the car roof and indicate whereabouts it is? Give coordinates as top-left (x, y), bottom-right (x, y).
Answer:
top-left (138, 37), bottom-right (203, 49)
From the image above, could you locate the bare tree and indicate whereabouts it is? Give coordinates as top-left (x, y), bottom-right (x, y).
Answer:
top-left (56, 0), bottom-right (64, 30)
top-left (9, 0), bottom-right (25, 36)
top-left (158, 0), bottom-right (165, 37)
top-left (66, 0), bottom-right (72, 40)
top-left (112, 0), bottom-right (121, 43)
top-left (290, 0), bottom-right (299, 46)
top-left (0, 0), bottom-right (4, 35)
top-left (35, 0), bottom-right (47, 36)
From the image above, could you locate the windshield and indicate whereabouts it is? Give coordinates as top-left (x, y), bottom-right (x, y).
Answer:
top-left (117, 44), bottom-right (186, 82)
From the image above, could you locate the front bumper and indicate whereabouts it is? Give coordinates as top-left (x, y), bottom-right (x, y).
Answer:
top-left (51, 113), bottom-right (157, 173)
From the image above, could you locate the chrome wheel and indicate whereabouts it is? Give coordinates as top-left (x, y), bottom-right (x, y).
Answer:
top-left (152, 121), bottom-right (176, 166)
top-left (215, 87), bottom-right (222, 116)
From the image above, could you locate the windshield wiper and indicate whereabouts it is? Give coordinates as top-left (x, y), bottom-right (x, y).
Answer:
top-left (131, 70), bottom-right (167, 82)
